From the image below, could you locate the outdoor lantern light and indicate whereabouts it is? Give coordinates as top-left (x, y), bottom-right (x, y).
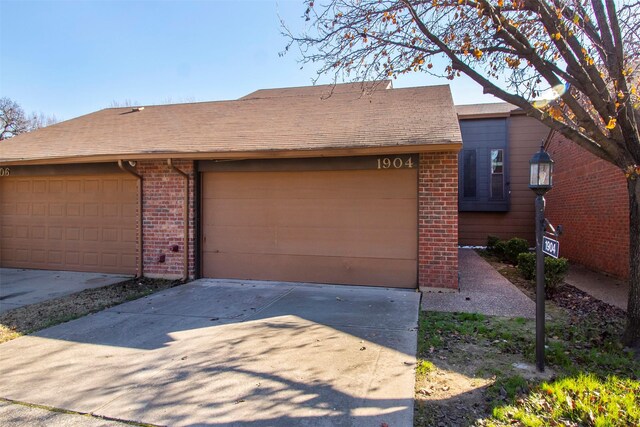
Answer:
top-left (529, 143), bottom-right (555, 372)
top-left (529, 145), bottom-right (554, 194)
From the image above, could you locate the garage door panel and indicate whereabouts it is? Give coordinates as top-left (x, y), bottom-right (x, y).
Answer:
top-left (66, 252), bottom-right (81, 265)
top-left (203, 169), bottom-right (417, 200)
top-left (33, 180), bottom-right (47, 193)
top-left (0, 174), bottom-right (137, 274)
top-left (203, 252), bottom-right (416, 288)
top-left (202, 167), bottom-right (417, 287)
top-left (204, 225), bottom-right (416, 259)
top-left (48, 251), bottom-right (64, 265)
top-left (205, 198), bottom-right (417, 229)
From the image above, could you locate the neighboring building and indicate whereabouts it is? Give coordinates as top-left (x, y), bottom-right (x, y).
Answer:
top-left (456, 103), bottom-right (551, 246)
top-left (0, 82), bottom-right (461, 291)
top-left (545, 132), bottom-right (629, 280)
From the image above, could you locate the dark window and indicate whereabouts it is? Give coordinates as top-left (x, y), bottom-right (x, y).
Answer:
top-left (490, 149), bottom-right (504, 200)
top-left (463, 150), bottom-right (477, 198)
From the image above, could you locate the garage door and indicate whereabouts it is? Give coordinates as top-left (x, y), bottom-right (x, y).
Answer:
top-left (0, 174), bottom-right (137, 274)
top-left (201, 165), bottom-right (417, 287)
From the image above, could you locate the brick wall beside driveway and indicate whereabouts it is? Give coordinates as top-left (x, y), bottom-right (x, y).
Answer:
top-left (138, 160), bottom-right (196, 279)
top-left (418, 152), bottom-right (459, 290)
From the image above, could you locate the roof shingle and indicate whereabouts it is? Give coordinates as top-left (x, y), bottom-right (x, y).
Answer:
top-left (0, 83), bottom-right (462, 165)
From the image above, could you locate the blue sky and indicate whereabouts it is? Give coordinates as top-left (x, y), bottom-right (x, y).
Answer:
top-left (0, 0), bottom-right (497, 121)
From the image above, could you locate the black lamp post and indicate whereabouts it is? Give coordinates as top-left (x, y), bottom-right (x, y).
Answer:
top-left (529, 145), bottom-right (554, 372)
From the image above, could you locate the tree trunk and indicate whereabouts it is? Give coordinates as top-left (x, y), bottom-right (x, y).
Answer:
top-left (623, 176), bottom-right (640, 348)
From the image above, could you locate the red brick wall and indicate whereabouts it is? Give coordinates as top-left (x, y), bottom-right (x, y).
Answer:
top-left (138, 160), bottom-right (195, 279)
top-left (545, 134), bottom-right (629, 279)
top-left (418, 152), bottom-right (459, 290)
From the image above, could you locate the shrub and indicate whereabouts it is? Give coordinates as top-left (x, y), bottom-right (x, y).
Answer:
top-left (517, 252), bottom-right (569, 295)
top-left (505, 237), bottom-right (530, 264)
top-left (494, 240), bottom-right (507, 260)
top-left (545, 257), bottom-right (569, 289)
top-left (487, 235), bottom-right (501, 253)
top-left (517, 252), bottom-right (536, 280)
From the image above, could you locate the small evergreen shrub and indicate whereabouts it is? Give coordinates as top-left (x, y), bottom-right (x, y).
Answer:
top-left (517, 252), bottom-right (536, 280)
top-left (517, 252), bottom-right (569, 295)
top-left (505, 237), bottom-right (530, 264)
top-left (487, 235), bottom-right (501, 253)
top-left (545, 257), bottom-right (570, 289)
top-left (494, 240), bottom-right (507, 259)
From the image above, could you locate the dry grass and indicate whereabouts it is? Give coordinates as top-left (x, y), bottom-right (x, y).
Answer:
top-left (0, 277), bottom-right (181, 344)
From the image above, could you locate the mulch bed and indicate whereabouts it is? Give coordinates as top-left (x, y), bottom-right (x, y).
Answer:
top-left (552, 284), bottom-right (626, 320)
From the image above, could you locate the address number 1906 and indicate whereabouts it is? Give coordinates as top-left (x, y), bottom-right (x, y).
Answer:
top-left (377, 157), bottom-right (414, 169)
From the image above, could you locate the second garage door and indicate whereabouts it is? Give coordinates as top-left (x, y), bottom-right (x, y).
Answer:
top-left (0, 173), bottom-right (137, 274)
top-left (201, 166), bottom-right (417, 287)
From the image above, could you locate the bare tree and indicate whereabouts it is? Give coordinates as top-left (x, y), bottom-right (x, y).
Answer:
top-left (29, 111), bottom-right (59, 130)
top-left (0, 97), bottom-right (30, 140)
top-left (284, 0), bottom-right (640, 347)
top-left (1, 98), bottom-right (59, 140)
top-left (108, 99), bottom-right (138, 108)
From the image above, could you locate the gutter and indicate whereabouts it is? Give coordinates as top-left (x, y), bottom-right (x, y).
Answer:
top-left (0, 142), bottom-right (463, 166)
top-left (167, 159), bottom-right (189, 281)
top-left (117, 160), bottom-right (143, 278)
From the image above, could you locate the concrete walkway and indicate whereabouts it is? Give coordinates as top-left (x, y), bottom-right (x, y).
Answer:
top-left (422, 249), bottom-right (535, 318)
top-left (0, 280), bottom-right (419, 427)
top-left (565, 264), bottom-right (628, 310)
top-left (0, 269), bottom-right (131, 314)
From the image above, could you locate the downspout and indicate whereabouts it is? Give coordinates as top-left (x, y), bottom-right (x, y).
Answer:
top-left (168, 159), bottom-right (189, 281)
top-left (117, 160), bottom-right (143, 278)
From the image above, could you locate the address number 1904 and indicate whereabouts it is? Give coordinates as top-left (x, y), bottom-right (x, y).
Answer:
top-left (377, 157), bottom-right (414, 169)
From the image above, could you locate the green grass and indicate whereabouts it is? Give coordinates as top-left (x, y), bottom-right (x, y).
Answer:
top-left (490, 374), bottom-right (640, 426)
top-left (415, 310), bottom-right (640, 426)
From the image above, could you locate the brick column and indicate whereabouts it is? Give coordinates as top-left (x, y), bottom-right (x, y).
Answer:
top-left (137, 160), bottom-right (196, 279)
top-left (418, 152), bottom-right (459, 291)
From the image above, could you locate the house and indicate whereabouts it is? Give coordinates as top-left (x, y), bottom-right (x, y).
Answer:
top-left (0, 81), bottom-right (461, 291)
top-left (456, 103), bottom-right (551, 246)
top-left (544, 132), bottom-right (629, 280)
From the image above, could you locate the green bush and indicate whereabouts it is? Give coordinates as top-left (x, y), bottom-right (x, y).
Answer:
top-left (517, 252), bottom-right (569, 294)
top-left (487, 235), bottom-right (501, 253)
top-left (546, 257), bottom-right (569, 289)
top-left (494, 240), bottom-right (507, 259)
top-left (517, 252), bottom-right (536, 280)
top-left (505, 237), bottom-right (530, 264)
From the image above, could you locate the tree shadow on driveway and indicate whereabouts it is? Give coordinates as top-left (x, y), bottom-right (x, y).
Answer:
top-left (0, 280), bottom-right (420, 426)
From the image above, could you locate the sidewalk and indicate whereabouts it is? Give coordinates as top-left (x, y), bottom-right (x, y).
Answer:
top-left (565, 264), bottom-right (628, 310)
top-left (421, 249), bottom-right (535, 318)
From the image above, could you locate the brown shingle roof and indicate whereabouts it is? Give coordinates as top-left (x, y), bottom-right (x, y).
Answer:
top-left (0, 83), bottom-right (461, 165)
top-left (240, 80), bottom-right (393, 100)
top-left (456, 102), bottom-right (522, 119)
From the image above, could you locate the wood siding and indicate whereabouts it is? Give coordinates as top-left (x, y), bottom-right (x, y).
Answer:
top-left (459, 115), bottom-right (550, 245)
top-left (202, 168), bottom-right (418, 287)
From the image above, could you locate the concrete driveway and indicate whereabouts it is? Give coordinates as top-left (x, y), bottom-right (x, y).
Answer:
top-left (0, 279), bottom-right (420, 426)
top-left (0, 268), bottom-right (131, 314)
